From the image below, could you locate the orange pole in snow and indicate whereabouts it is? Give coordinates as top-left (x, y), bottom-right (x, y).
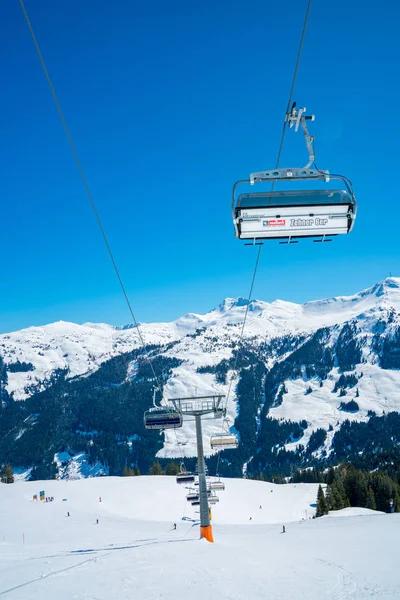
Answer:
top-left (200, 525), bottom-right (214, 543)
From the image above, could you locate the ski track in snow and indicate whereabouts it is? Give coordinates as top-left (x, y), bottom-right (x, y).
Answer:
top-left (0, 476), bottom-right (399, 599)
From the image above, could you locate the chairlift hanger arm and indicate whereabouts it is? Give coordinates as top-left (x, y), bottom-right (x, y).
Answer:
top-left (285, 103), bottom-right (315, 169)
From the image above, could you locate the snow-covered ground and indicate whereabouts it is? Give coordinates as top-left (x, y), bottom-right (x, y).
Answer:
top-left (0, 476), bottom-right (399, 599)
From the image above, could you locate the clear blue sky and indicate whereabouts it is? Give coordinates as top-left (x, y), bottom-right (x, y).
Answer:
top-left (1, 0), bottom-right (399, 333)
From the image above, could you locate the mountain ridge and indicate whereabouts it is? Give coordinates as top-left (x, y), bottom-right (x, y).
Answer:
top-left (1, 277), bottom-right (399, 480)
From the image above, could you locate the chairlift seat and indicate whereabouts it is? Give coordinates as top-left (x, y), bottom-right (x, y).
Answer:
top-left (176, 472), bottom-right (195, 484)
top-left (208, 496), bottom-right (219, 504)
top-left (210, 434), bottom-right (239, 449)
top-left (210, 481), bottom-right (225, 491)
top-left (234, 189), bottom-right (355, 240)
top-left (187, 493), bottom-right (199, 502)
top-left (143, 407), bottom-right (183, 430)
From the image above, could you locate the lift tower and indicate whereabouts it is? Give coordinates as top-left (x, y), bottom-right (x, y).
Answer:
top-left (169, 395), bottom-right (225, 543)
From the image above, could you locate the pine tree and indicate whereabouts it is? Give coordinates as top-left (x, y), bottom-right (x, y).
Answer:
top-left (335, 477), bottom-right (350, 508)
top-left (149, 461), bottom-right (164, 475)
top-left (326, 466), bottom-right (336, 485)
top-left (366, 488), bottom-right (377, 511)
top-left (1, 463), bottom-right (14, 484)
top-left (316, 484), bottom-right (329, 517)
top-left (123, 466), bottom-right (135, 477)
top-left (134, 466), bottom-right (141, 476)
top-left (165, 461), bottom-right (180, 476)
top-left (326, 485), bottom-right (336, 510)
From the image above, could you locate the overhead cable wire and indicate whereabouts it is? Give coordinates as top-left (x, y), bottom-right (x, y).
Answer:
top-left (17, 0), bottom-right (162, 391)
top-left (215, 0), bottom-right (313, 477)
top-left (274, 0), bottom-right (313, 173)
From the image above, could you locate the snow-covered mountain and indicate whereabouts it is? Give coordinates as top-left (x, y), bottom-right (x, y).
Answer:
top-left (3, 277), bottom-right (400, 399)
top-left (1, 277), bottom-right (400, 474)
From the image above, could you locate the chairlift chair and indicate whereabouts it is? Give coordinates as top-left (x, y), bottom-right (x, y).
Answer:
top-left (176, 472), bottom-right (195, 484)
top-left (176, 461), bottom-right (195, 485)
top-left (210, 480), bottom-right (225, 491)
top-left (210, 434), bottom-right (239, 449)
top-left (186, 492), bottom-right (199, 502)
top-left (232, 105), bottom-right (357, 243)
top-left (143, 387), bottom-right (183, 430)
top-left (143, 407), bottom-right (183, 430)
top-left (210, 419), bottom-right (239, 450)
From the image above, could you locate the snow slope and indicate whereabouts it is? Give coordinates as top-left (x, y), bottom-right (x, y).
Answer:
top-left (0, 476), bottom-right (398, 599)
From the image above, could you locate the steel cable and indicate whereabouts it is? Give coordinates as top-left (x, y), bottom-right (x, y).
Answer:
top-left (18, 0), bottom-right (162, 391)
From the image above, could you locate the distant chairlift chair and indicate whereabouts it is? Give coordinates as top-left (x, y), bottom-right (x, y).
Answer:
top-left (176, 462), bottom-right (195, 485)
top-left (210, 419), bottom-right (239, 450)
top-left (143, 387), bottom-right (183, 431)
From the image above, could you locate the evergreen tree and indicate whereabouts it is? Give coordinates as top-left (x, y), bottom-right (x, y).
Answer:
top-left (134, 466), bottom-right (141, 476)
top-left (326, 466), bottom-right (336, 485)
top-left (123, 466), bottom-right (135, 476)
top-left (165, 461), bottom-right (180, 476)
top-left (316, 484), bottom-right (329, 517)
top-left (343, 466), bottom-right (368, 507)
top-left (366, 488), bottom-right (377, 511)
top-left (326, 485), bottom-right (337, 510)
top-left (1, 463), bottom-right (14, 484)
top-left (149, 461), bottom-right (164, 475)
top-left (335, 477), bottom-right (350, 508)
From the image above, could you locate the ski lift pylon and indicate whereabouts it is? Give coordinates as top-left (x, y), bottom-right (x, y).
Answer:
top-left (232, 105), bottom-right (357, 243)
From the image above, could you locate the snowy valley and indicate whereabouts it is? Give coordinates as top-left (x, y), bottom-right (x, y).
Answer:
top-left (0, 475), bottom-right (399, 600)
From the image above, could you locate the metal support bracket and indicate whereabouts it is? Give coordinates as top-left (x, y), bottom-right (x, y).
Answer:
top-left (285, 103), bottom-right (316, 169)
top-left (250, 167), bottom-right (330, 185)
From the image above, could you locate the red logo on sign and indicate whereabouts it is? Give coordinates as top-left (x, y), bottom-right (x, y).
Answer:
top-left (264, 219), bottom-right (286, 227)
